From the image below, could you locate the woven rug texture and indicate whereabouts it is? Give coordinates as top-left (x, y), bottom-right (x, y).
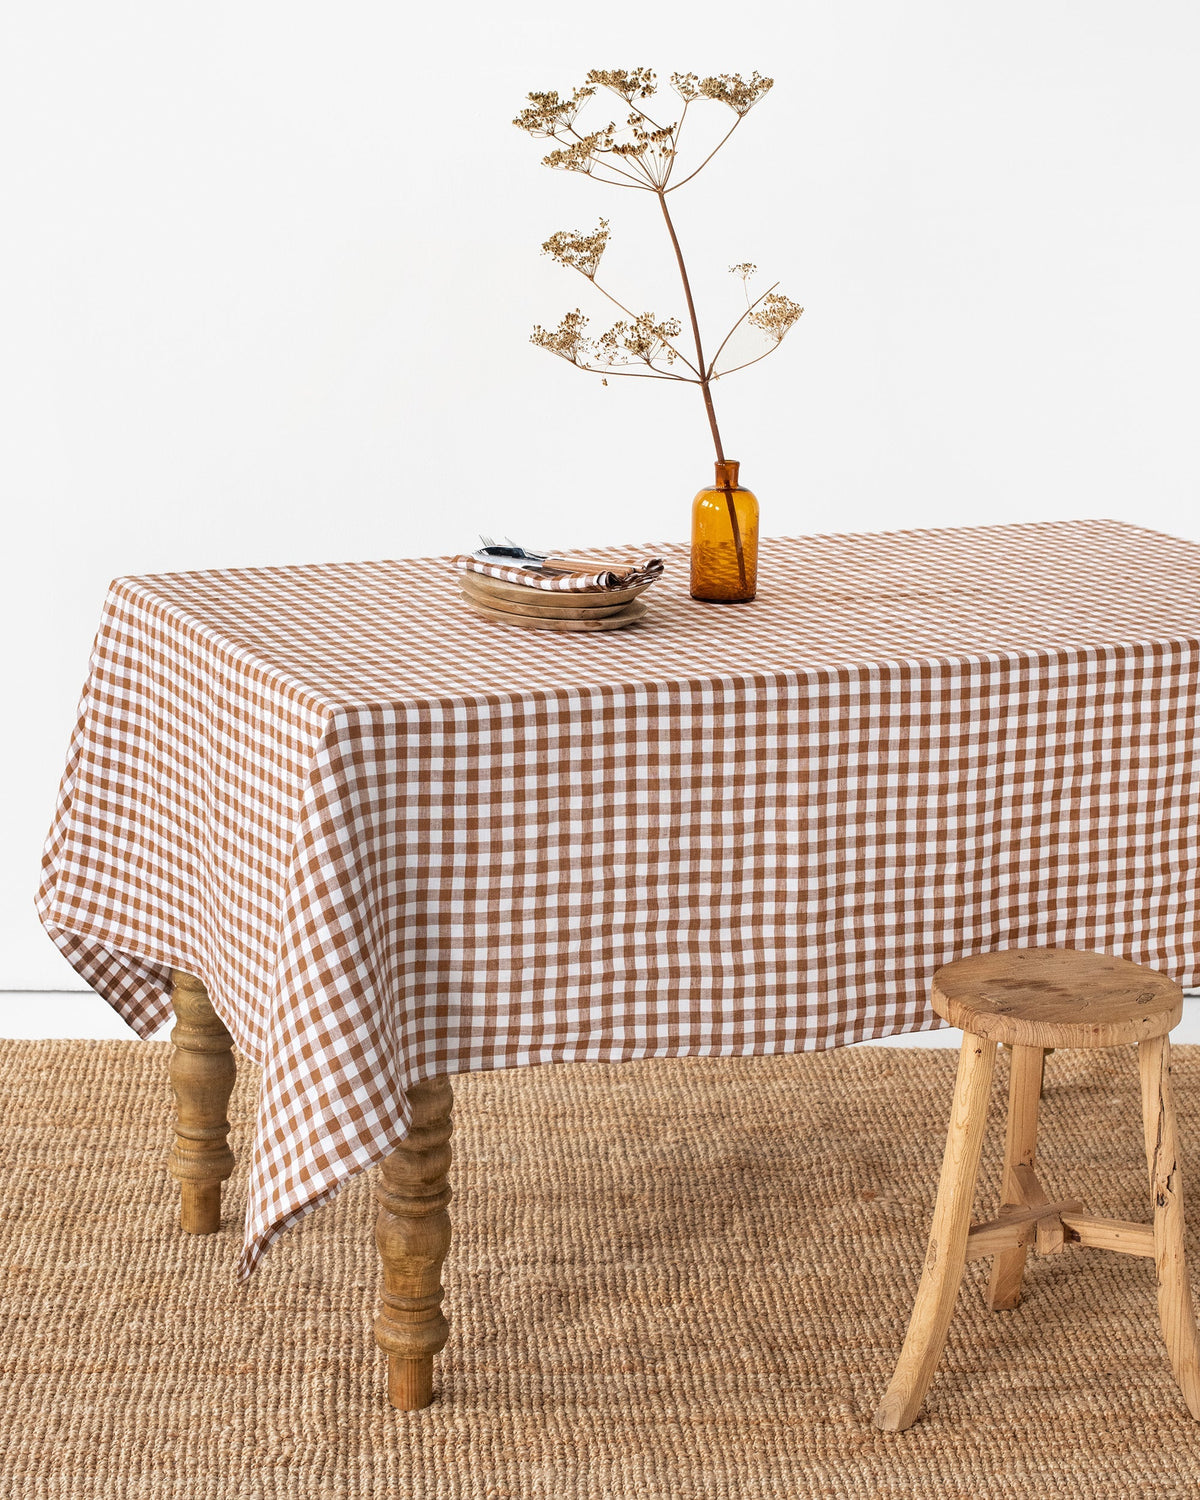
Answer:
top-left (4, 1039), bottom-right (1200, 1498)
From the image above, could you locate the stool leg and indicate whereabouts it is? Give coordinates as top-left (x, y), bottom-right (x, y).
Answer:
top-left (988, 1044), bottom-right (1044, 1311)
top-left (1139, 1034), bottom-right (1200, 1419)
top-left (874, 1035), bottom-right (997, 1432)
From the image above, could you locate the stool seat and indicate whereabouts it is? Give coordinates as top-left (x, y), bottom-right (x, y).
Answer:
top-left (932, 947), bottom-right (1183, 1049)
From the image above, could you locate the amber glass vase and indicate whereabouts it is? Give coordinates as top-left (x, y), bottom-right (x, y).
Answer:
top-left (690, 459), bottom-right (759, 602)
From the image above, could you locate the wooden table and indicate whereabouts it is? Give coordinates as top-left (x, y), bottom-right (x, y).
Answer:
top-left (37, 521), bottom-right (1200, 1406)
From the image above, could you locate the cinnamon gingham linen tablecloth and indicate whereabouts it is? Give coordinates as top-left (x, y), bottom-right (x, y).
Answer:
top-left (37, 520), bottom-right (1200, 1277)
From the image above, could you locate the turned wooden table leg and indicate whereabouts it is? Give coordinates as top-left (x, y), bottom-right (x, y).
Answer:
top-left (168, 969), bottom-right (236, 1234)
top-left (374, 1076), bottom-right (453, 1410)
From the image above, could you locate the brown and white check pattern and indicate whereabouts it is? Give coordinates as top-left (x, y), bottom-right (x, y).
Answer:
top-left (36, 520), bottom-right (1200, 1277)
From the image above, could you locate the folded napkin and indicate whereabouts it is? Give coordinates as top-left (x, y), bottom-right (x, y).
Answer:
top-left (453, 551), bottom-right (665, 594)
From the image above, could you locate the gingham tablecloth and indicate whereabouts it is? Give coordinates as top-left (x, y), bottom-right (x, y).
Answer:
top-left (37, 520), bottom-right (1200, 1276)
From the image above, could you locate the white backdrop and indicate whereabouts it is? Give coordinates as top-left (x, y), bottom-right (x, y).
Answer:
top-left (4, 1), bottom-right (1199, 990)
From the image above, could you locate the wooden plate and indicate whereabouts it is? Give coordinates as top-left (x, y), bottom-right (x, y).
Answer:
top-left (459, 578), bottom-right (631, 620)
top-left (463, 597), bottom-right (648, 632)
top-left (459, 570), bottom-right (654, 609)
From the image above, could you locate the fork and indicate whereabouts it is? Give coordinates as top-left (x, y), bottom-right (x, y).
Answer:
top-left (478, 537), bottom-right (623, 573)
top-left (477, 535), bottom-right (551, 563)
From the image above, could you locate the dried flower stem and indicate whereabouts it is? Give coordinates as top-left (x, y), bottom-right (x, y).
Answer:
top-left (656, 191), bottom-right (746, 589)
top-left (516, 67), bottom-right (803, 591)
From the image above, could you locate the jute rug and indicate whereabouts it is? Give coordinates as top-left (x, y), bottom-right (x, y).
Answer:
top-left (4, 1040), bottom-right (1200, 1499)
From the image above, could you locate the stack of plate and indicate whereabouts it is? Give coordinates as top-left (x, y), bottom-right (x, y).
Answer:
top-left (459, 570), bottom-right (652, 631)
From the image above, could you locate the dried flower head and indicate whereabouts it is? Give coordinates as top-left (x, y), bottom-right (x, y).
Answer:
top-left (541, 129), bottom-right (616, 173)
top-left (595, 312), bottom-right (683, 367)
top-left (586, 68), bottom-right (657, 102)
top-left (729, 263), bottom-right (757, 281)
top-left (697, 72), bottom-right (774, 116)
top-left (513, 87), bottom-right (595, 137)
top-left (541, 221), bottom-right (611, 280)
top-left (611, 118), bottom-right (676, 159)
top-left (748, 291), bottom-right (804, 342)
top-left (530, 310), bottom-right (591, 365)
top-left (670, 72), bottom-right (700, 102)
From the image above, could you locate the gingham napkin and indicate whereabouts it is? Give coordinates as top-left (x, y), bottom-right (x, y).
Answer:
top-left (453, 552), bottom-right (665, 593)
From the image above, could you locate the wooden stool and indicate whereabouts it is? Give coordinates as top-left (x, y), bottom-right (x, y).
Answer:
top-left (874, 947), bottom-right (1200, 1431)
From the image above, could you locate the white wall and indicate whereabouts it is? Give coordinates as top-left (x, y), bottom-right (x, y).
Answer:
top-left (4, 2), bottom-right (1199, 991)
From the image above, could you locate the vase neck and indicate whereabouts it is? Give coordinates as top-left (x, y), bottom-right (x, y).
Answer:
top-left (714, 459), bottom-right (740, 490)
